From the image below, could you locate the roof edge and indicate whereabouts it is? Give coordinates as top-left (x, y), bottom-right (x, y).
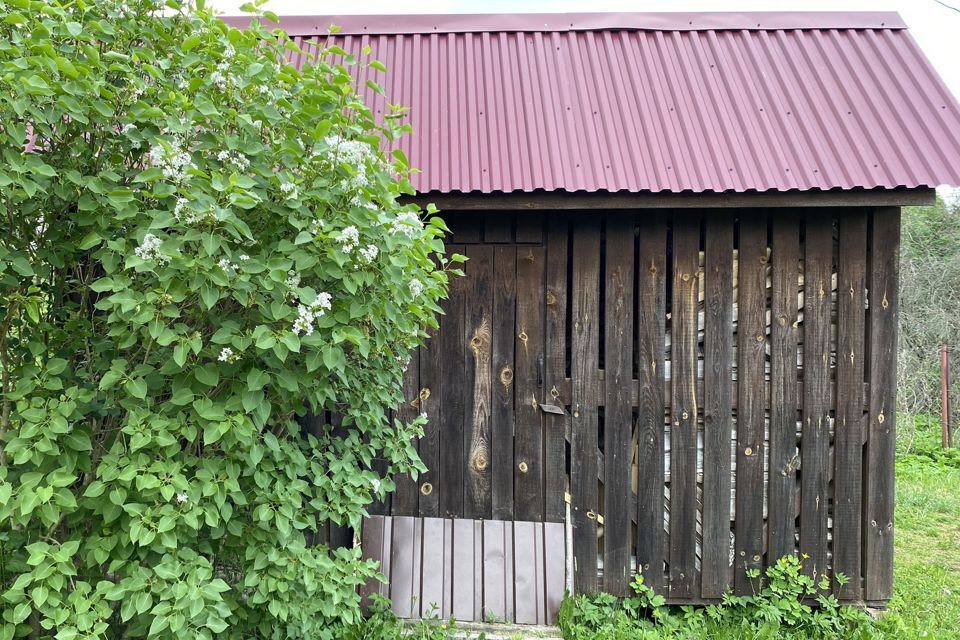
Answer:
top-left (220, 12), bottom-right (907, 36)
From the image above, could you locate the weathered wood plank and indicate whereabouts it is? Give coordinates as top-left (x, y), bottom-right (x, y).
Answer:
top-left (864, 207), bottom-right (900, 601)
top-left (768, 213), bottom-right (801, 564)
top-left (516, 212), bottom-right (544, 243)
top-left (701, 215), bottom-right (735, 599)
top-left (543, 217), bottom-right (570, 523)
top-left (570, 220), bottom-right (601, 594)
top-left (603, 216), bottom-right (635, 596)
top-left (800, 211), bottom-right (833, 587)
top-left (440, 245), bottom-right (467, 518)
top-left (669, 216), bottom-right (700, 599)
top-left (491, 246), bottom-right (517, 520)
top-left (835, 211), bottom-right (867, 600)
top-left (734, 211), bottom-right (768, 595)
top-left (419, 325), bottom-right (442, 517)
top-left (464, 245), bottom-right (494, 519)
top-left (484, 212), bottom-right (514, 243)
top-left (636, 215), bottom-right (668, 594)
top-left (451, 213), bottom-right (482, 243)
top-left (515, 246), bottom-right (547, 521)
top-left (393, 351), bottom-right (421, 516)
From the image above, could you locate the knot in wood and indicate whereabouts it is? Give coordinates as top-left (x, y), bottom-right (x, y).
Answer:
top-left (420, 482), bottom-right (433, 496)
top-left (550, 385), bottom-right (560, 399)
top-left (681, 411), bottom-right (689, 420)
top-left (681, 272), bottom-right (691, 282)
top-left (500, 367), bottom-right (513, 387)
top-left (586, 511), bottom-right (597, 520)
top-left (778, 315), bottom-right (787, 327)
top-left (744, 447), bottom-right (753, 457)
top-left (518, 330), bottom-right (529, 345)
top-left (419, 387), bottom-right (431, 402)
top-left (518, 461), bottom-right (529, 474)
top-left (545, 290), bottom-right (557, 305)
top-left (474, 453), bottom-right (488, 471)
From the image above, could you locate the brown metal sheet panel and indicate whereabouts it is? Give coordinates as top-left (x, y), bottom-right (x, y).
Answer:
top-left (513, 520), bottom-right (538, 624)
top-left (452, 519), bottom-right (476, 621)
top-left (482, 520), bottom-right (507, 621)
top-left (359, 515), bottom-right (387, 610)
top-left (543, 522), bottom-right (566, 625)
top-left (420, 517), bottom-right (445, 617)
top-left (389, 516), bottom-right (416, 618)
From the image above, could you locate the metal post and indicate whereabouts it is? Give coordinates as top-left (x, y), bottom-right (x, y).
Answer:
top-left (942, 345), bottom-right (951, 449)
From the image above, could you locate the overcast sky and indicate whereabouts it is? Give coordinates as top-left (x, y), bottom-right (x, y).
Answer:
top-left (212, 0), bottom-right (960, 99)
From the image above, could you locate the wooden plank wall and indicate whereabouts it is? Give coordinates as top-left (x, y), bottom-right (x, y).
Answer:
top-left (378, 208), bottom-right (898, 606)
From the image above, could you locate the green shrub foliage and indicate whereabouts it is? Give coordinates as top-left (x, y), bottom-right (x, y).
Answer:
top-left (0, 1), bottom-right (453, 637)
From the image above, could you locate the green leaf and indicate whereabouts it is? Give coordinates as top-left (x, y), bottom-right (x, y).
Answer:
top-left (65, 21), bottom-right (83, 36)
top-left (125, 377), bottom-right (148, 399)
top-left (195, 364), bottom-right (219, 387)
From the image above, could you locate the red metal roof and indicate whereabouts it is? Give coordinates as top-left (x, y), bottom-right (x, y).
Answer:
top-left (225, 12), bottom-right (960, 195)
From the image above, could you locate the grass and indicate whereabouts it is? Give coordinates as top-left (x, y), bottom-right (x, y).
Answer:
top-left (885, 418), bottom-right (960, 637)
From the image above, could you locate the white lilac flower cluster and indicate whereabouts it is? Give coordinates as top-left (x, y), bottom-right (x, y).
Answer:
top-left (172, 197), bottom-right (211, 225)
top-left (285, 270), bottom-right (301, 290)
top-left (292, 292), bottom-right (333, 336)
top-left (408, 279), bottom-right (424, 297)
top-left (217, 347), bottom-right (241, 363)
top-left (337, 226), bottom-right (360, 254)
top-left (280, 181), bottom-right (298, 200)
top-left (217, 258), bottom-right (238, 277)
top-left (210, 44), bottom-right (237, 91)
top-left (134, 233), bottom-right (169, 264)
top-left (324, 134), bottom-right (373, 167)
top-left (215, 149), bottom-right (250, 173)
top-left (176, 493), bottom-right (189, 504)
top-left (389, 211), bottom-right (424, 238)
top-left (358, 244), bottom-right (378, 264)
top-left (148, 134), bottom-right (195, 182)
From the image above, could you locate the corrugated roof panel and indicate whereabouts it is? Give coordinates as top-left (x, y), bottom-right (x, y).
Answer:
top-left (241, 13), bottom-right (960, 194)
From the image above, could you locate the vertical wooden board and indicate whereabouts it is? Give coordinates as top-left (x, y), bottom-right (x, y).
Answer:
top-left (360, 516), bottom-right (387, 610)
top-left (513, 520), bottom-right (538, 623)
top-left (516, 212), bottom-right (545, 243)
top-left (419, 328), bottom-right (442, 517)
top-left (544, 522), bottom-right (566, 624)
top-left (483, 520), bottom-right (507, 621)
top-left (452, 518), bottom-right (476, 621)
top-left (864, 207), bottom-right (899, 601)
top-left (484, 212), bottom-right (514, 243)
top-left (603, 216), bottom-right (635, 596)
top-left (440, 245), bottom-right (467, 518)
top-left (734, 212), bottom-right (768, 595)
top-left (420, 518), bottom-right (446, 616)
top-left (544, 217), bottom-right (570, 523)
top-left (701, 216), bottom-right (735, 599)
top-left (570, 220), bottom-right (601, 594)
top-left (390, 516), bottom-right (416, 618)
top-left (636, 216), bottom-right (668, 593)
top-left (835, 212), bottom-right (867, 600)
top-left (515, 246), bottom-right (547, 521)
top-left (800, 212), bottom-right (833, 587)
top-left (463, 245), bottom-right (494, 519)
top-left (492, 247), bottom-right (517, 520)
top-left (768, 214), bottom-right (801, 565)
top-left (669, 216), bottom-right (700, 599)
top-left (393, 354), bottom-right (421, 516)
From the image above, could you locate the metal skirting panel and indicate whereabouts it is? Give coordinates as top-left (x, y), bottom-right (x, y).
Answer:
top-left (360, 516), bottom-right (565, 625)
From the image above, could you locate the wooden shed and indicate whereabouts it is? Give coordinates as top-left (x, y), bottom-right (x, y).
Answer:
top-left (229, 11), bottom-right (960, 623)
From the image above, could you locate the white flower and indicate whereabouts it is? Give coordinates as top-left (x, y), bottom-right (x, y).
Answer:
top-left (338, 226), bottom-right (359, 253)
top-left (134, 233), bottom-right (169, 264)
top-left (358, 244), bottom-right (378, 264)
top-left (408, 279), bottom-right (424, 297)
top-left (310, 219), bottom-right (325, 236)
top-left (239, 254), bottom-right (250, 261)
top-left (148, 134), bottom-right (195, 182)
top-left (291, 292), bottom-right (333, 336)
top-left (218, 347), bottom-right (233, 362)
top-left (371, 478), bottom-right (381, 492)
top-left (218, 258), bottom-right (238, 276)
top-left (389, 211), bottom-right (423, 238)
top-left (176, 493), bottom-right (189, 504)
top-left (122, 123), bottom-right (137, 134)
top-left (280, 181), bottom-right (298, 200)
top-left (215, 149), bottom-right (249, 172)
top-left (285, 270), bottom-right (301, 290)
